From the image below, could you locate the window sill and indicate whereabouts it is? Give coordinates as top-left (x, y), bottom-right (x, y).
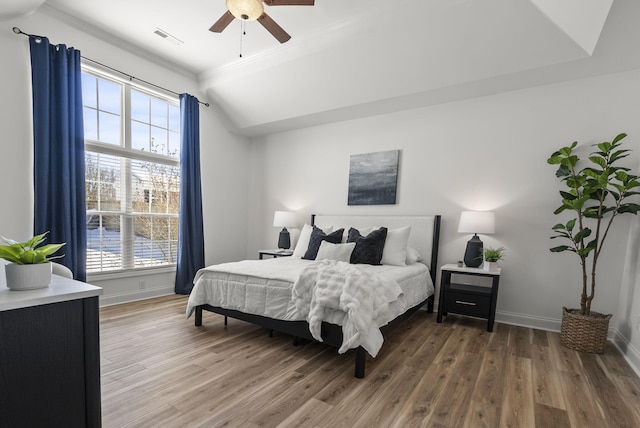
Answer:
top-left (87, 266), bottom-right (176, 282)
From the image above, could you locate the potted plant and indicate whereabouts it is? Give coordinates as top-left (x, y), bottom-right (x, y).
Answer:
top-left (0, 232), bottom-right (65, 290)
top-left (483, 247), bottom-right (505, 271)
top-left (547, 133), bottom-right (640, 353)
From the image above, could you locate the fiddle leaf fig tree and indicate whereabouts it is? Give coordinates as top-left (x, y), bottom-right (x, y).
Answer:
top-left (548, 133), bottom-right (640, 316)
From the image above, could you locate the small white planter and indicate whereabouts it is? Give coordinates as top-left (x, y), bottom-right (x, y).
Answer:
top-left (4, 262), bottom-right (52, 290)
top-left (483, 261), bottom-right (499, 271)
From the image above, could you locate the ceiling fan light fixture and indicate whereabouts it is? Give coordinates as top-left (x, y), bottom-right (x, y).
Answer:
top-left (226, 0), bottom-right (264, 21)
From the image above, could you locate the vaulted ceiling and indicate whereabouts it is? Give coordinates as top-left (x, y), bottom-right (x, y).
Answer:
top-left (4, 0), bottom-right (640, 136)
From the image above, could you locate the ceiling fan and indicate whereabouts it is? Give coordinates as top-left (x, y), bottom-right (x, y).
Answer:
top-left (210, 0), bottom-right (315, 44)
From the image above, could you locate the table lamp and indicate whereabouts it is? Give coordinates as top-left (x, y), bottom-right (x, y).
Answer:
top-left (273, 211), bottom-right (297, 250)
top-left (458, 211), bottom-right (495, 268)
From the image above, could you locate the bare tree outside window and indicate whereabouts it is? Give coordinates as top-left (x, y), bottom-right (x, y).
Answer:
top-left (131, 138), bottom-right (180, 266)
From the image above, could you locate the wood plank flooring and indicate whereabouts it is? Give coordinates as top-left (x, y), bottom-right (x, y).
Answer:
top-left (99, 295), bottom-right (640, 427)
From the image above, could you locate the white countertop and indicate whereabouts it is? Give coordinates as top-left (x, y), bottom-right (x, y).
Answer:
top-left (0, 266), bottom-right (102, 312)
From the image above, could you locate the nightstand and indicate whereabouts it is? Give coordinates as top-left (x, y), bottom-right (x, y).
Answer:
top-left (259, 249), bottom-right (293, 259)
top-left (437, 263), bottom-right (501, 332)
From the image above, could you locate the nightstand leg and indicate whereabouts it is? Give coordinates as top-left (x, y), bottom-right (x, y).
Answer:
top-left (427, 296), bottom-right (434, 313)
top-left (487, 276), bottom-right (499, 332)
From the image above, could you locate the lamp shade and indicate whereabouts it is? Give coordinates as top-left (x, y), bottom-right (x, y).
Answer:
top-left (458, 211), bottom-right (495, 234)
top-left (273, 211), bottom-right (297, 228)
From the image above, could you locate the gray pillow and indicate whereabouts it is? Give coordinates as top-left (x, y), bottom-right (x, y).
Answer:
top-left (303, 226), bottom-right (345, 260)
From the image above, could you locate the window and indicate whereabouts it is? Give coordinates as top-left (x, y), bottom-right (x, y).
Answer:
top-left (82, 67), bottom-right (181, 273)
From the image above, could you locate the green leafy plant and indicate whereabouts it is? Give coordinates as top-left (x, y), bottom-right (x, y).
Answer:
top-left (548, 133), bottom-right (640, 316)
top-left (0, 232), bottom-right (65, 265)
top-left (484, 247), bottom-right (505, 263)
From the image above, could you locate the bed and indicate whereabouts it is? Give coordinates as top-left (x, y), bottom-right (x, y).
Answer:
top-left (187, 214), bottom-right (441, 378)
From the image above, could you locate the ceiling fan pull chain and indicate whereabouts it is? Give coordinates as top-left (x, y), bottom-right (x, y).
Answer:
top-left (239, 20), bottom-right (244, 58)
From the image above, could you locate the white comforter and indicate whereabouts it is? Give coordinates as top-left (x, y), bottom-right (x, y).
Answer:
top-left (186, 258), bottom-right (432, 355)
top-left (291, 259), bottom-right (404, 357)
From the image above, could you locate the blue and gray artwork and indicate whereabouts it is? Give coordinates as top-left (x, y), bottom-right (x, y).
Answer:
top-left (348, 150), bottom-right (399, 205)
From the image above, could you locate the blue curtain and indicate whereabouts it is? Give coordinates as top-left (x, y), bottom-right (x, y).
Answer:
top-left (175, 94), bottom-right (205, 294)
top-left (29, 36), bottom-right (87, 281)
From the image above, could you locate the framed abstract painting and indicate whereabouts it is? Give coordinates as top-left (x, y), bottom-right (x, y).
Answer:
top-left (348, 150), bottom-right (399, 205)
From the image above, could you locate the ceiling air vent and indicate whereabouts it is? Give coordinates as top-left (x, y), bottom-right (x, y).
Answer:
top-left (153, 28), bottom-right (183, 45)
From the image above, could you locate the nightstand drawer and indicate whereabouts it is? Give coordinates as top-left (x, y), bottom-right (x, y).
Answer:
top-left (444, 291), bottom-right (490, 317)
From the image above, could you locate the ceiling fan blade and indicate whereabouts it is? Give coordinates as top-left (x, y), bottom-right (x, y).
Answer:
top-left (209, 11), bottom-right (235, 33)
top-left (264, 0), bottom-right (315, 6)
top-left (257, 13), bottom-right (291, 43)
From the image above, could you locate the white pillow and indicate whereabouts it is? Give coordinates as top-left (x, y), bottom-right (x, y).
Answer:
top-left (381, 226), bottom-right (411, 266)
top-left (316, 241), bottom-right (356, 262)
top-left (292, 224), bottom-right (333, 258)
top-left (405, 247), bottom-right (422, 265)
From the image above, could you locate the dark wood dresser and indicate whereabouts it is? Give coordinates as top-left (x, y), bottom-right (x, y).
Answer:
top-left (0, 268), bottom-right (102, 427)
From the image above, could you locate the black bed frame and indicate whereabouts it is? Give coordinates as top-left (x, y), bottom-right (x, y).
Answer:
top-left (194, 215), bottom-right (441, 378)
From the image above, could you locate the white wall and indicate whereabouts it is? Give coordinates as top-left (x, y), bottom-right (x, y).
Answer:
top-left (0, 10), bottom-right (251, 305)
top-left (248, 69), bottom-right (640, 372)
top-left (618, 214), bottom-right (640, 374)
top-left (0, 25), bottom-right (34, 242)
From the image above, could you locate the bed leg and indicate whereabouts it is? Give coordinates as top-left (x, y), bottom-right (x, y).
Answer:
top-left (224, 315), bottom-right (228, 326)
top-left (195, 306), bottom-right (203, 326)
top-left (354, 347), bottom-right (366, 378)
top-left (427, 295), bottom-right (434, 313)
top-left (269, 329), bottom-right (274, 337)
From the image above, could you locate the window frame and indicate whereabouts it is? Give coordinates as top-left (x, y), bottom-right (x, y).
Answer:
top-left (82, 64), bottom-right (181, 277)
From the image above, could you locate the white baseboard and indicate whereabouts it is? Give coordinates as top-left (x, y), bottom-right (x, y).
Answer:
top-left (610, 328), bottom-right (640, 378)
top-left (99, 286), bottom-right (175, 307)
top-left (495, 310), bottom-right (561, 332)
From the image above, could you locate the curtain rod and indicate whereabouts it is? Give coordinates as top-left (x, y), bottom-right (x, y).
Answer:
top-left (12, 26), bottom-right (210, 107)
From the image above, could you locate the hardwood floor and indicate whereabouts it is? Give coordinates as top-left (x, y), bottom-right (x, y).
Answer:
top-left (100, 295), bottom-right (640, 427)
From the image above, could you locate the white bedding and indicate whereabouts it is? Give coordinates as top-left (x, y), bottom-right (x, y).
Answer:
top-left (185, 257), bottom-right (433, 337)
top-left (292, 259), bottom-right (406, 357)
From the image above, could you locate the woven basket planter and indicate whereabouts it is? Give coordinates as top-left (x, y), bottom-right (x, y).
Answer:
top-left (560, 307), bottom-right (612, 353)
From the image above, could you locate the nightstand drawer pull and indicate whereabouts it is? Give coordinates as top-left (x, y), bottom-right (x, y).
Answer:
top-left (455, 300), bottom-right (477, 306)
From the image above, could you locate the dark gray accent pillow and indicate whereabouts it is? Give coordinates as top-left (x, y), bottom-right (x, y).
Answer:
top-left (347, 227), bottom-right (388, 265)
top-left (303, 226), bottom-right (345, 260)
